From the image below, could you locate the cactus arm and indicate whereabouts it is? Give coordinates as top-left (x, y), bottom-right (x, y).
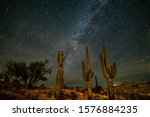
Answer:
top-left (100, 54), bottom-right (109, 79)
top-left (103, 45), bottom-right (110, 73)
top-left (110, 63), bottom-right (116, 79)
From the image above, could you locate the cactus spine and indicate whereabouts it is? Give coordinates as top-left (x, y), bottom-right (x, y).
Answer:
top-left (82, 47), bottom-right (94, 99)
top-left (55, 50), bottom-right (65, 99)
top-left (100, 45), bottom-right (116, 99)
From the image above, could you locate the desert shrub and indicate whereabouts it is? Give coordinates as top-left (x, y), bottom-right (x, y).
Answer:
top-left (2, 60), bottom-right (52, 88)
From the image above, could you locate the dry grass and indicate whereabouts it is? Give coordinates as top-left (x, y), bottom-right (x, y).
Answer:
top-left (0, 81), bottom-right (150, 100)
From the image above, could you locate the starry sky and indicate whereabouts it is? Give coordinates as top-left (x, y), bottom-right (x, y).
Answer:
top-left (0, 0), bottom-right (150, 87)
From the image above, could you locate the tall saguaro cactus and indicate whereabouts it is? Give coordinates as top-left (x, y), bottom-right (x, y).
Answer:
top-left (100, 45), bottom-right (116, 99)
top-left (82, 47), bottom-right (94, 99)
top-left (55, 50), bottom-right (65, 99)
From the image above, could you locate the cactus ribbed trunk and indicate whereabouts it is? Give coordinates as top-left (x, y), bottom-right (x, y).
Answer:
top-left (55, 51), bottom-right (65, 99)
top-left (100, 45), bottom-right (116, 100)
top-left (82, 46), bottom-right (93, 100)
top-left (55, 66), bottom-right (63, 99)
top-left (87, 77), bottom-right (92, 99)
top-left (107, 78), bottom-right (114, 99)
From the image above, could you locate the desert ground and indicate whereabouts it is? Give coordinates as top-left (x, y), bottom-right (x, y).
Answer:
top-left (0, 81), bottom-right (150, 100)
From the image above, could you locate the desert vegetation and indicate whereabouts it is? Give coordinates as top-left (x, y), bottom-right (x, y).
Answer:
top-left (100, 45), bottom-right (116, 99)
top-left (0, 80), bottom-right (149, 100)
top-left (0, 45), bottom-right (149, 100)
top-left (0, 59), bottom-right (51, 88)
top-left (82, 46), bottom-right (94, 99)
top-left (55, 50), bottom-right (66, 99)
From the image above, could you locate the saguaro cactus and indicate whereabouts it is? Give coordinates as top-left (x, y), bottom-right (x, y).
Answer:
top-left (100, 45), bottom-right (116, 99)
top-left (55, 50), bottom-right (65, 99)
top-left (95, 76), bottom-right (99, 89)
top-left (82, 47), bottom-right (94, 99)
top-left (94, 76), bottom-right (102, 91)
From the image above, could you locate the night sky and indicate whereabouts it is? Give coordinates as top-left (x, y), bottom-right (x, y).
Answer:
top-left (0, 0), bottom-right (150, 87)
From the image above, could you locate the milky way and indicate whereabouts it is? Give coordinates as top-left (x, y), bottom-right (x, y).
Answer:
top-left (0, 0), bottom-right (150, 87)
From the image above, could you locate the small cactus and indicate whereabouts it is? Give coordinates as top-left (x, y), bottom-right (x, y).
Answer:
top-left (82, 47), bottom-right (94, 99)
top-left (55, 50), bottom-right (65, 99)
top-left (100, 45), bottom-right (116, 99)
top-left (94, 76), bottom-right (102, 91)
top-left (95, 76), bottom-right (99, 89)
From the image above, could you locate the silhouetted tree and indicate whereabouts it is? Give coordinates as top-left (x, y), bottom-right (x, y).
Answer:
top-left (0, 70), bottom-right (12, 82)
top-left (3, 60), bottom-right (52, 88)
top-left (6, 61), bottom-right (28, 84)
top-left (27, 60), bottom-right (51, 88)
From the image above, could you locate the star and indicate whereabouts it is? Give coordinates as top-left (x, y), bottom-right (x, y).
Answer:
top-left (0, 0), bottom-right (149, 86)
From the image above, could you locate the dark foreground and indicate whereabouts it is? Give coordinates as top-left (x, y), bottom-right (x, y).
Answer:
top-left (0, 81), bottom-right (150, 100)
